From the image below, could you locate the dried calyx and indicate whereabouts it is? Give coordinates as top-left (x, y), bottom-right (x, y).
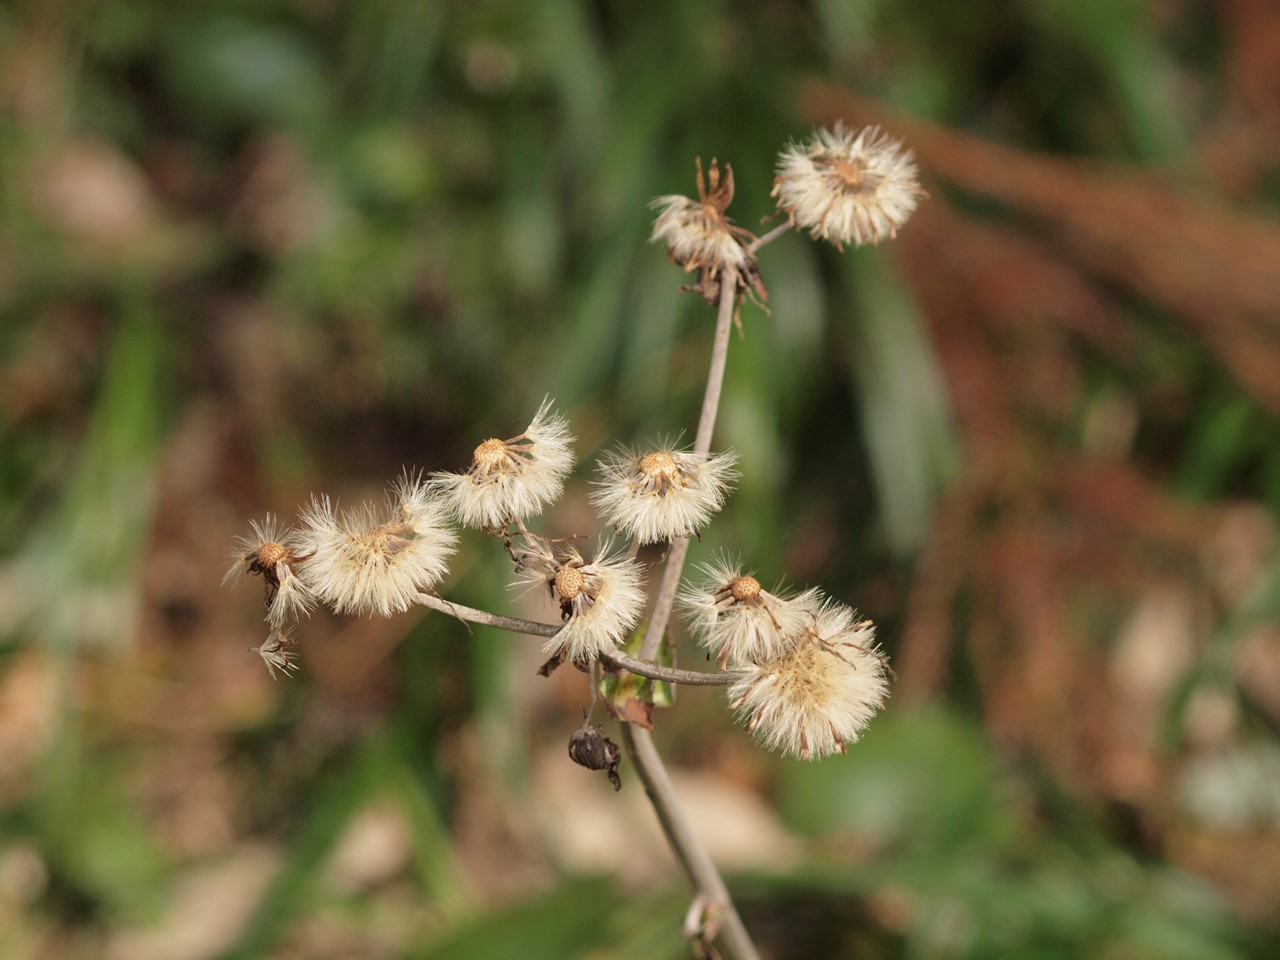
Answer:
top-left (567, 718), bottom-right (623, 791)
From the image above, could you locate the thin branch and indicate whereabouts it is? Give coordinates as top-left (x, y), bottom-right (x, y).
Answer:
top-left (417, 591), bottom-right (557, 637)
top-left (602, 650), bottom-right (741, 687)
top-left (748, 220), bottom-right (793, 253)
top-left (414, 592), bottom-right (740, 686)
top-left (637, 266), bottom-right (738, 663)
top-left (620, 725), bottom-right (762, 960)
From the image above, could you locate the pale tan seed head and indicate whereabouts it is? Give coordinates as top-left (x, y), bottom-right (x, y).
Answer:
top-left (833, 158), bottom-right (863, 190)
top-left (638, 451), bottom-right (678, 481)
top-left (257, 542), bottom-right (287, 568)
top-left (555, 565), bottom-right (585, 601)
top-left (473, 438), bottom-right (508, 470)
top-left (729, 574), bottom-right (762, 604)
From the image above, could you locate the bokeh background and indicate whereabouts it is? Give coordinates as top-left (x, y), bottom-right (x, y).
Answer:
top-left (3, 1), bottom-right (1280, 957)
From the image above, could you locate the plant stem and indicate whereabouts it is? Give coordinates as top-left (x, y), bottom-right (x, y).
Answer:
top-left (748, 220), bottom-right (793, 253)
top-left (621, 267), bottom-right (765, 960)
top-left (636, 266), bottom-right (739, 663)
top-left (620, 725), bottom-right (762, 960)
top-left (415, 592), bottom-right (740, 687)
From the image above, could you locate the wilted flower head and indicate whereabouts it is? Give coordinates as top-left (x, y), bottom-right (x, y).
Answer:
top-left (514, 541), bottom-right (646, 662)
top-left (650, 158), bottom-right (768, 306)
top-left (250, 628), bottom-right (299, 680)
top-left (433, 398), bottom-right (575, 530)
top-left (772, 123), bottom-right (924, 250)
top-left (590, 444), bottom-right (738, 544)
top-left (223, 514), bottom-right (315, 627)
top-left (728, 601), bottom-right (889, 760)
top-left (298, 472), bottom-right (457, 617)
top-left (679, 554), bottom-right (816, 667)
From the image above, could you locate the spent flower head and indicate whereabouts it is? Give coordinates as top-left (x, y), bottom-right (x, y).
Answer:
top-left (728, 600), bottom-right (889, 760)
top-left (773, 123), bottom-right (924, 250)
top-left (298, 472), bottom-right (457, 617)
top-left (433, 398), bottom-right (575, 530)
top-left (679, 554), bottom-right (817, 667)
top-left (223, 514), bottom-right (315, 627)
top-left (590, 444), bottom-right (738, 544)
top-left (650, 158), bottom-right (768, 306)
top-left (514, 541), bottom-right (646, 662)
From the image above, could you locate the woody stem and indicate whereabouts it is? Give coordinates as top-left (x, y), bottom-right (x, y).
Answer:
top-left (620, 724), bottom-right (762, 960)
top-left (636, 265), bottom-right (737, 663)
top-left (620, 267), bottom-right (762, 960)
top-left (748, 220), bottom-right (793, 253)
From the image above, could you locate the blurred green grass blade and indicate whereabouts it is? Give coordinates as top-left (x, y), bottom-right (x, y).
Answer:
top-left (1174, 392), bottom-right (1260, 500)
top-left (384, 736), bottom-right (476, 919)
top-left (31, 757), bottom-right (168, 919)
top-left (778, 706), bottom-right (1004, 858)
top-left (340, 0), bottom-right (446, 117)
top-left (30, 285), bottom-right (165, 831)
top-left (411, 876), bottom-right (619, 960)
top-left (215, 744), bottom-right (386, 960)
top-left (841, 251), bottom-right (956, 556)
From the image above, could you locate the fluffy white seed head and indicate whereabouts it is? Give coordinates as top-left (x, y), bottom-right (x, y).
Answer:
top-left (590, 444), bottom-right (737, 544)
top-left (514, 542), bottom-right (646, 662)
top-left (649, 157), bottom-right (754, 279)
top-left (679, 554), bottom-right (817, 667)
top-left (432, 398), bottom-right (575, 529)
top-left (728, 601), bottom-right (889, 760)
top-left (297, 473), bottom-right (457, 617)
top-left (223, 513), bottom-right (315, 627)
top-left (772, 123), bottom-right (924, 250)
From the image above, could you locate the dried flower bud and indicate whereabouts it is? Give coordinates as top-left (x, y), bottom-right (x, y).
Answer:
top-left (297, 472), bottom-right (457, 617)
top-left (250, 628), bottom-right (299, 680)
top-left (650, 158), bottom-right (768, 306)
top-left (223, 514), bottom-right (315, 627)
top-left (679, 555), bottom-right (816, 667)
top-left (590, 444), bottom-right (737, 544)
top-left (514, 542), bottom-right (646, 662)
top-left (772, 123), bottom-right (924, 250)
top-left (728, 601), bottom-right (889, 760)
top-left (432, 398), bottom-right (575, 529)
top-left (567, 718), bottom-right (622, 791)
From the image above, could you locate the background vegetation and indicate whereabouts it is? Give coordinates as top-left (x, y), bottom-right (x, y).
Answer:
top-left (2, 1), bottom-right (1279, 957)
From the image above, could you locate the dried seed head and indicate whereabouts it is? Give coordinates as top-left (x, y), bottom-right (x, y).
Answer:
top-left (729, 575), bottom-right (761, 604)
top-left (432, 399), bottom-right (576, 529)
top-left (224, 514), bottom-right (316, 627)
top-left (773, 123), bottom-right (924, 250)
top-left (590, 444), bottom-right (738, 544)
top-left (297, 472), bottom-right (457, 617)
top-left (554, 565), bottom-right (585, 601)
top-left (257, 541), bottom-right (287, 569)
top-left (638, 451), bottom-right (679, 489)
top-left (678, 554), bottom-right (816, 667)
top-left (472, 437), bottom-right (509, 471)
top-left (727, 601), bottom-right (889, 760)
top-left (514, 543), bottom-right (646, 662)
top-left (650, 158), bottom-right (768, 306)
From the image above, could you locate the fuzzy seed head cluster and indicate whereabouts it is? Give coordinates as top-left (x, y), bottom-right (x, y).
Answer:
top-left (773, 123), bottom-right (924, 250)
top-left (679, 555), bottom-right (816, 667)
top-left (728, 601), bottom-right (888, 760)
top-left (515, 542), bottom-right (646, 662)
top-left (432, 398), bottom-right (575, 529)
top-left (223, 514), bottom-right (316, 627)
top-left (650, 157), bottom-right (755, 280)
top-left (298, 473), bottom-right (457, 617)
top-left (591, 445), bottom-right (738, 544)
